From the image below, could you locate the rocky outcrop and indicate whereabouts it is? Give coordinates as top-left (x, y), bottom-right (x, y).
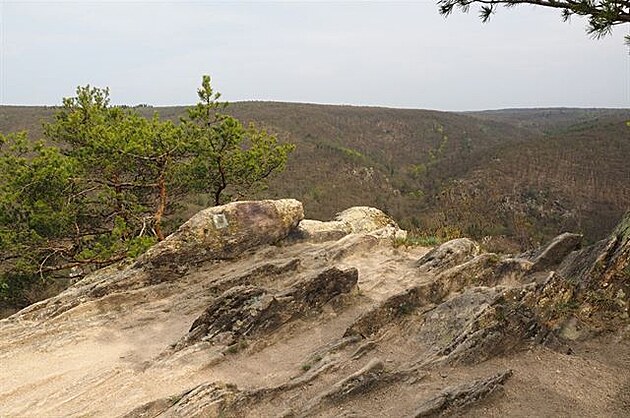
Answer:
top-left (344, 225), bottom-right (628, 369)
top-left (433, 253), bottom-right (532, 292)
top-left (528, 232), bottom-right (583, 272)
top-left (138, 199), bottom-right (304, 268)
top-left (121, 383), bottom-right (244, 418)
top-left (2, 202), bottom-right (629, 418)
top-left (293, 206), bottom-right (406, 242)
top-left (422, 285), bottom-right (568, 366)
top-left (410, 370), bottom-right (513, 417)
top-left (345, 282), bottom-right (445, 338)
top-left (175, 267), bottom-right (358, 351)
top-left (557, 212), bottom-right (630, 326)
top-left (294, 358), bottom-right (412, 417)
top-left (415, 238), bottom-right (480, 273)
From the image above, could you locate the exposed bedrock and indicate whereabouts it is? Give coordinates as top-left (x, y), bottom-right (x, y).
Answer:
top-left (175, 266), bottom-right (358, 350)
top-left (526, 232), bottom-right (583, 272)
top-left (5, 203), bottom-right (629, 418)
top-left (346, 216), bottom-right (630, 367)
top-left (105, 210), bottom-right (630, 418)
top-left (409, 370), bottom-right (513, 417)
top-left (557, 212), bottom-right (630, 327)
top-left (415, 238), bottom-right (480, 274)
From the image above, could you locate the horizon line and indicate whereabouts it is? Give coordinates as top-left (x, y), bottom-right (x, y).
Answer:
top-left (1, 100), bottom-right (629, 114)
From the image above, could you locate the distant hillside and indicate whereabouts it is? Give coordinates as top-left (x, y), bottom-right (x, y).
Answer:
top-left (1, 103), bottom-right (628, 249)
top-left (467, 108), bottom-right (630, 135)
top-left (429, 116), bottom-right (630, 248)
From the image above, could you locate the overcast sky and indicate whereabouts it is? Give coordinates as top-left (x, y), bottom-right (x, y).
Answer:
top-left (0, 0), bottom-right (628, 111)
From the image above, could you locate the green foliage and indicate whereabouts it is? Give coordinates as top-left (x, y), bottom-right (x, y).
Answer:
top-left (182, 75), bottom-right (294, 205)
top-left (314, 140), bottom-right (366, 163)
top-left (0, 76), bottom-right (293, 312)
top-left (409, 163), bottom-right (427, 179)
top-left (438, 0), bottom-right (629, 43)
top-left (337, 146), bottom-right (364, 160)
top-left (553, 300), bottom-right (580, 315)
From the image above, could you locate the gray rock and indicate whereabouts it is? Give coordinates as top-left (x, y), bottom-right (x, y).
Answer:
top-left (409, 370), bottom-right (513, 417)
top-left (529, 232), bottom-right (583, 272)
top-left (345, 282), bottom-right (445, 338)
top-left (435, 254), bottom-right (533, 293)
top-left (177, 266), bottom-right (358, 350)
top-left (296, 358), bottom-right (414, 417)
top-left (555, 211), bottom-right (630, 326)
top-left (292, 219), bottom-right (351, 242)
top-left (415, 238), bottom-right (480, 273)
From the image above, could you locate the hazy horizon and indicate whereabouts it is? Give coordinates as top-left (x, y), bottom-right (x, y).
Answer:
top-left (1, 100), bottom-right (629, 114)
top-left (1, 1), bottom-right (628, 111)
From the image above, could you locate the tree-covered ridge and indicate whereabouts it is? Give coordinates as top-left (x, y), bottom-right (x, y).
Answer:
top-left (0, 76), bottom-right (293, 311)
top-left (2, 104), bottom-right (628, 246)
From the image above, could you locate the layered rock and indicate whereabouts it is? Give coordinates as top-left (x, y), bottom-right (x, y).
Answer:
top-left (175, 267), bottom-right (358, 350)
top-left (2, 202), bottom-right (628, 418)
top-left (415, 238), bottom-right (480, 273)
top-left (410, 370), bottom-right (513, 417)
top-left (557, 212), bottom-right (630, 326)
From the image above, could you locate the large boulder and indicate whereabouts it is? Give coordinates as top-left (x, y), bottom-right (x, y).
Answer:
top-left (138, 199), bottom-right (304, 268)
top-left (293, 206), bottom-right (406, 242)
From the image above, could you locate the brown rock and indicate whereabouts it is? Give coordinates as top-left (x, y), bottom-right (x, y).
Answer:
top-left (138, 199), bottom-right (304, 268)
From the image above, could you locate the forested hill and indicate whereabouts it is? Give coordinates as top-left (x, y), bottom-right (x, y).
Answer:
top-left (1, 103), bottom-right (628, 250)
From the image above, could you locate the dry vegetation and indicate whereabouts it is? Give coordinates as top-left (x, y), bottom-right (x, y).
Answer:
top-left (1, 103), bottom-right (628, 250)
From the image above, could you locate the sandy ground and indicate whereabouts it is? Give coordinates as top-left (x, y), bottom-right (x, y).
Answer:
top-left (0, 239), bottom-right (427, 417)
top-left (1, 236), bottom-right (628, 417)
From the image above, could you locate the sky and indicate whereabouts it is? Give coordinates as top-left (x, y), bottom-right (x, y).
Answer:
top-left (0, 0), bottom-right (628, 111)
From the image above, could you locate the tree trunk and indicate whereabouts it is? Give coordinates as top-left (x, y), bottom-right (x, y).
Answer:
top-left (213, 158), bottom-right (227, 206)
top-left (154, 173), bottom-right (167, 241)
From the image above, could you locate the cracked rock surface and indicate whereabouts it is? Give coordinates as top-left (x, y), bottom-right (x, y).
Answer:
top-left (1, 201), bottom-right (628, 417)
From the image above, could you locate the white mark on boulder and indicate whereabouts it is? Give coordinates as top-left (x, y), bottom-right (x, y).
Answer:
top-left (213, 213), bottom-right (229, 229)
